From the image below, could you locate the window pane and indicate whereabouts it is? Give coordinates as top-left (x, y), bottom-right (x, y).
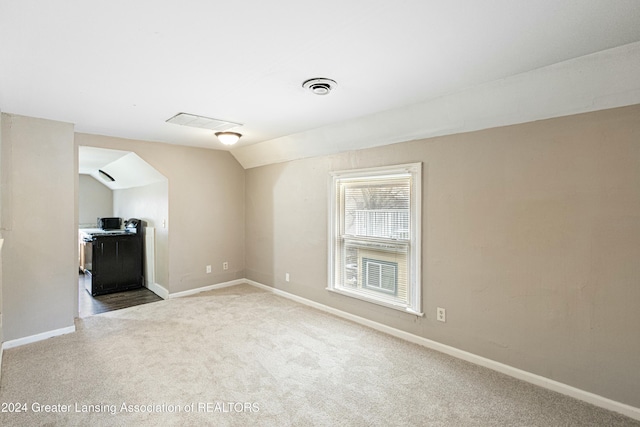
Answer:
top-left (366, 262), bottom-right (381, 288)
top-left (337, 238), bottom-right (408, 304)
top-left (381, 264), bottom-right (396, 291)
top-left (343, 179), bottom-right (410, 239)
top-left (362, 258), bottom-right (398, 295)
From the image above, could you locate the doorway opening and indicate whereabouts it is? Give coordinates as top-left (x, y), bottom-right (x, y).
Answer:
top-left (78, 146), bottom-right (168, 317)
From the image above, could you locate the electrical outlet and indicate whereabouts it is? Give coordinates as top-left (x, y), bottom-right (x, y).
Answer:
top-left (223, 262), bottom-right (228, 270)
top-left (437, 307), bottom-right (446, 322)
top-left (206, 265), bottom-right (212, 274)
top-left (285, 273), bottom-right (290, 282)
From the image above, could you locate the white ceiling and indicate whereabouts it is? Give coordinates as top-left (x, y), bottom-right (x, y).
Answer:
top-left (78, 146), bottom-right (167, 190)
top-left (2, 1), bottom-right (640, 164)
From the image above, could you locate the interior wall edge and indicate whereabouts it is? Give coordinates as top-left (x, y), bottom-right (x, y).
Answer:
top-left (147, 282), bottom-right (169, 300)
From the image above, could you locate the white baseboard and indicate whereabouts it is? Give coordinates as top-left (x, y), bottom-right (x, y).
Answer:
top-left (147, 282), bottom-right (169, 300)
top-left (1, 325), bottom-right (76, 350)
top-left (168, 279), bottom-right (245, 299)
top-left (244, 279), bottom-right (640, 421)
top-left (0, 279), bottom-right (637, 420)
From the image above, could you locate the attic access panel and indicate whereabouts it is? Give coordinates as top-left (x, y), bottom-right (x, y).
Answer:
top-left (166, 113), bottom-right (242, 132)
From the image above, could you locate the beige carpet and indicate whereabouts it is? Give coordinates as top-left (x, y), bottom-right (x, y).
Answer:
top-left (1, 284), bottom-right (637, 426)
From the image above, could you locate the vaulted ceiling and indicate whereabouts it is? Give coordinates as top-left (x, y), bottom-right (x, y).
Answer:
top-left (2, 1), bottom-right (640, 168)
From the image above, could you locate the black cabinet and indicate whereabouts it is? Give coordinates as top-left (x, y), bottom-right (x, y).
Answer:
top-left (85, 234), bottom-right (143, 296)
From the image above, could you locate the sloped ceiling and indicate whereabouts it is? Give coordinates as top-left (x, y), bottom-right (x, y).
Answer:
top-left (1, 1), bottom-right (640, 167)
top-left (79, 146), bottom-right (167, 190)
top-left (232, 42), bottom-right (640, 168)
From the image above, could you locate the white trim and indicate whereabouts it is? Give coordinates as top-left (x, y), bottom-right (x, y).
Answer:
top-left (330, 163), bottom-right (419, 179)
top-left (147, 282), bottom-right (169, 300)
top-left (326, 287), bottom-right (424, 316)
top-left (168, 279), bottom-right (245, 299)
top-left (244, 279), bottom-right (640, 421)
top-left (1, 325), bottom-right (76, 350)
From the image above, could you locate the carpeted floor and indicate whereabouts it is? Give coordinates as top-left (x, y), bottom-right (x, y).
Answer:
top-left (0, 284), bottom-right (638, 426)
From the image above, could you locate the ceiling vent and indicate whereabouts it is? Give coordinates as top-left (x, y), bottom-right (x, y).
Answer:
top-left (302, 78), bottom-right (337, 95)
top-left (166, 112), bottom-right (242, 132)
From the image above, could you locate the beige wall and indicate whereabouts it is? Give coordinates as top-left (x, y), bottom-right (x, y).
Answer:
top-left (75, 133), bottom-right (245, 293)
top-left (0, 111), bottom-right (4, 344)
top-left (1, 113), bottom-right (77, 341)
top-left (244, 104), bottom-right (640, 408)
top-left (113, 181), bottom-right (169, 288)
top-left (1, 106), bottom-right (637, 409)
top-left (78, 174), bottom-right (113, 227)
top-left (0, 119), bottom-right (244, 342)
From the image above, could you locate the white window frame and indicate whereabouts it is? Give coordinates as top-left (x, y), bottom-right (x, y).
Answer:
top-left (327, 163), bottom-right (423, 316)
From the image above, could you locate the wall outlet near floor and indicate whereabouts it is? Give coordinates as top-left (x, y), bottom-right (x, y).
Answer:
top-left (285, 273), bottom-right (290, 282)
top-left (437, 307), bottom-right (446, 322)
top-left (206, 265), bottom-right (212, 274)
top-left (223, 262), bottom-right (229, 270)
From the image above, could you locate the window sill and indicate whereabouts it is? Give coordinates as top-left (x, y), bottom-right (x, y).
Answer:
top-left (326, 286), bottom-right (424, 317)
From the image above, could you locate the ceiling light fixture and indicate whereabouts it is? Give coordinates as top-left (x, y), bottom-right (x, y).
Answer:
top-left (302, 78), bottom-right (337, 95)
top-left (215, 131), bottom-right (242, 145)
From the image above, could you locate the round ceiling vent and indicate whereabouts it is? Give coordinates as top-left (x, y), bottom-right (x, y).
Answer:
top-left (302, 78), bottom-right (337, 95)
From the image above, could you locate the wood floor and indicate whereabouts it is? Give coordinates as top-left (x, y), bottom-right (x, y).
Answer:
top-left (78, 273), bottom-right (163, 317)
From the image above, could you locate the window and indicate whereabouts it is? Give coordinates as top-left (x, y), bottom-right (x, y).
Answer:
top-left (328, 163), bottom-right (422, 315)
